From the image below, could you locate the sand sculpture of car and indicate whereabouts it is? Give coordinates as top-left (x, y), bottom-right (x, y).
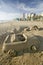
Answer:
top-left (2, 33), bottom-right (43, 55)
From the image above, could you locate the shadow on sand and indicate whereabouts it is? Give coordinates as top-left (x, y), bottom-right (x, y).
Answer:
top-left (39, 28), bottom-right (43, 30)
top-left (16, 35), bottom-right (43, 56)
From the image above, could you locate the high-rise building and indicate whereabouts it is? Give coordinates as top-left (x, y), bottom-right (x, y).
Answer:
top-left (23, 13), bottom-right (25, 20)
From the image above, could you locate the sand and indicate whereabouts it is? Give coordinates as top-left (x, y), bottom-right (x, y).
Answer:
top-left (0, 21), bottom-right (43, 65)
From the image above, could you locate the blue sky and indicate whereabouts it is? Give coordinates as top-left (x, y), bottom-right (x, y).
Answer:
top-left (0, 0), bottom-right (43, 20)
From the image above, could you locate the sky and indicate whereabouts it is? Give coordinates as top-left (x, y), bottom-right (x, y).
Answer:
top-left (0, 0), bottom-right (43, 20)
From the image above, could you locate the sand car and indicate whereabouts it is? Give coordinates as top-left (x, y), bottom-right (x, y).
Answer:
top-left (2, 33), bottom-right (27, 53)
top-left (2, 33), bottom-right (43, 54)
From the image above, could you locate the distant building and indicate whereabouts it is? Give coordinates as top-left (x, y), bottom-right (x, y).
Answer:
top-left (40, 13), bottom-right (43, 16)
top-left (16, 13), bottom-right (43, 21)
top-left (23, 13), bottom-right (25, 20)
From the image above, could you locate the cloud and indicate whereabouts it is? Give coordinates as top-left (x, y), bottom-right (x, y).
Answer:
top-left (0, 0), bottom-right (43, 20)
top-left (0, 11), bottom-right (21, 20)
top-left (0, 0), bottom-right (43, 13)
top-left (0, 1), bottom-right (13, 12)
top-left (16, 1), bottom-right (43, 13)
top-left (0, 0), bottom-right (21, 20)
top-left (0, 6), bottom-right (1, 8)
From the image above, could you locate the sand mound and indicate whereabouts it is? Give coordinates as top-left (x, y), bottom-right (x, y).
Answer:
top-left (0, 50), bottom-right (43, 65)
